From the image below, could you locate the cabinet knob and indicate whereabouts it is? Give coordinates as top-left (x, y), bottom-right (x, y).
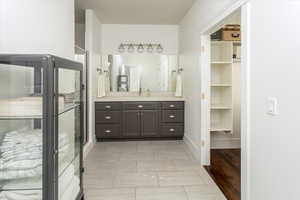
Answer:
top-left (138, 105), bottom-right (144, 108)
top-left (169, 128), bottom-right (175, 132)
top-left (169, 105), bottom-right (175, 108)
top-left (169, 115), bottom-right (175, 119)
top-left (105, 130), bottom-right (111, 133)
top-left (105, 105), bottom-right (111, 109)
top-left (105, 116), bottom-right (112, 120)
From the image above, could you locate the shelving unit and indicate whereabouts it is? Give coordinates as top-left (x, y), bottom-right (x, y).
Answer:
top-left (0, 55), bottom-right (84, 200)
top-left (210, 41), bottom-right (234, 133)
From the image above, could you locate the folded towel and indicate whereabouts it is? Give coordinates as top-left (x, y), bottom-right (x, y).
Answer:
top-left (175, 74), bottom-right (183, 97)
top-left (97, 73), bottom-right (106, 97)
top-left (0, 128), bottom-right (71, 180)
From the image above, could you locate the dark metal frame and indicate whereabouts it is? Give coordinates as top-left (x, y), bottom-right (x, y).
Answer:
top-left (0, 54), bottom-right (84, 200)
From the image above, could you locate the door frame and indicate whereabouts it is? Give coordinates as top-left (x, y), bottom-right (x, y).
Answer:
top-left (199, 1), bottom-right (251, 200)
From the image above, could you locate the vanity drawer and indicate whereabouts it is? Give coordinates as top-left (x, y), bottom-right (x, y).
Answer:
top-left (95, 102), bottom-right (121, 111)
top-left (161, 124), bottom-right (184, 137)
top-left (95, 111), bottom-right (121, 124)
top-left (162, 110), bottom-right (184, 123)
top-left (162, 102), bottom-right (184, 110)
top-left (123, 102), bottom-right (159, 110)
top-left (96, 124), bottom-right (121, 138)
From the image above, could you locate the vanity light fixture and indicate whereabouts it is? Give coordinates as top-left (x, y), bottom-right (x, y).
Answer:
top-left (156, 44), bottom-right (164, 53)
top-left (128, 44), bottom-right (135, 53)
top-left (147, 44), bottom-right (154, 53)
top-left (137, 43), bottom-right (144, 53)
top-left (118, 44), bottom-right (125, 53)
top-left (118, 43), bottom-right (163, 53)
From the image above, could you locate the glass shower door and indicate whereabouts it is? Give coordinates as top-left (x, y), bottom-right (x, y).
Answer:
top-left (57, 68), bottom-right (82, 200)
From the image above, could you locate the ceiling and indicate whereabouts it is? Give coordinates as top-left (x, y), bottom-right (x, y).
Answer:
top-left (78, 0), bottom-right (196, 24)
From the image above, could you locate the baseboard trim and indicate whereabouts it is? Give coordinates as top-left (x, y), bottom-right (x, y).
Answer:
top-left (183, 136), bottom-right (201, 162)
top-left (83, 140), bottom-right (95, 160)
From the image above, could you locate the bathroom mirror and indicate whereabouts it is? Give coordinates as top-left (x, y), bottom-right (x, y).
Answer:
top-left (101, 54), bottom-right (179, 93)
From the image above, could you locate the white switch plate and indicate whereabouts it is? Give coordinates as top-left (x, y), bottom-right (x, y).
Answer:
top-left (267, 97), bottom-right (279, 116)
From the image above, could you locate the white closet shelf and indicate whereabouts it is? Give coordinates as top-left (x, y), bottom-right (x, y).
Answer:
top-left (211, 61), bottom-right (232, 64)
top-left (211, 106), bottom-right (232, 110)
top-left (211, 84), bottom-right (232, 87)
top-left (210, 128), bottom-right (232, 132)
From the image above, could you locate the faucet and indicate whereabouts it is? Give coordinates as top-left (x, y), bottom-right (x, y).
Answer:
top-left (139, 87), bottom-right (142, 96)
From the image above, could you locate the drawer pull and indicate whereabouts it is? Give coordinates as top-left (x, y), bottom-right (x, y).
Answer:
top-left (105, 116), bottom-right (112, 120)
top-left (169, 128), bottom-right (175, 132)
top-left (169, 115), bottom-right (175, 119)
top-left (105, 130), bottom-right (111, 133)
top-left (138, 105), bottom-right (144, 108)
top-left (169, 105), bottom-right (175, 108)
top-left (105, 105), bottom-right (111, 109)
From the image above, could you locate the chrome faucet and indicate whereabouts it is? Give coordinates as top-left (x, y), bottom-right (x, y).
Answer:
top-left (139, 87), bottom-right (142, 96)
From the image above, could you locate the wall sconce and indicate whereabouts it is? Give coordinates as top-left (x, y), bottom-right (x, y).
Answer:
top-left (118, 43), bottom-right (163, 53)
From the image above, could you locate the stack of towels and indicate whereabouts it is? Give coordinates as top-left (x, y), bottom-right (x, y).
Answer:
top-left (0, 128), bottom-right (75, 200)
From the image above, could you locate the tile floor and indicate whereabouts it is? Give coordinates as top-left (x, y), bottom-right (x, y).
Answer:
top-left (84, 141), bottom-right (227, 200)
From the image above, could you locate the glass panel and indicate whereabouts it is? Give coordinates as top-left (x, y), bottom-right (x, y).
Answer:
top-left (58, 68), bottom-right (81, 200)
top-left (0, 64), bottom-right (43, 199)
top-left (58, 68), bottom-right (81, 114)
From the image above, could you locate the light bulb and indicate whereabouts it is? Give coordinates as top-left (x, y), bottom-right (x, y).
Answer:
top-left (156, 44), bottom-right (163, 53)
top-left (137, 44), bottom-right (144, 53)
top-left (128, 44), bottom-right (135, 53)
top-left (118, 44), bottom-right (125, 53)
top-left (147, 44), bottom-right (154, 53)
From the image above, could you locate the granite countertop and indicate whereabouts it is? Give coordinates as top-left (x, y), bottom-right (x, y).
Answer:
top-left (95, 96), bottom-right (185, 102)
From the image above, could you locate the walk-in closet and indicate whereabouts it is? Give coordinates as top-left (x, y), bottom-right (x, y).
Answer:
top-left (204, 9), bottom-right (242, 200)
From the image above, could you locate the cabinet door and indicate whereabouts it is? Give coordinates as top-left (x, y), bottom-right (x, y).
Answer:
top-left (141, 110), bottom-right (159, 137)
top-left (123, 111), bottom-right (140, 137)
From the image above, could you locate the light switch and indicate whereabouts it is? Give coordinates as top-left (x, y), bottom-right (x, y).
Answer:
top-left (267, 97), bottom-right (279, 116)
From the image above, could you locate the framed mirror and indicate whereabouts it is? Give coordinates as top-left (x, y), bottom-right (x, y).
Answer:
top-left (101, 54), bottom-right (179, 93)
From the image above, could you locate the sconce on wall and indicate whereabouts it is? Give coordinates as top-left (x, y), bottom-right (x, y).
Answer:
top-left (118, 43), bottom-right (164, 53)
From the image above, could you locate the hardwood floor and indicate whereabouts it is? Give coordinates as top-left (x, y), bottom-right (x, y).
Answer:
top-left (205, 149), bottom-right (241, 200)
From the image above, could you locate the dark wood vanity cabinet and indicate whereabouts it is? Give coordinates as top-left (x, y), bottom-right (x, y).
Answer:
top-left (95, 101), bottom-right (184, 140)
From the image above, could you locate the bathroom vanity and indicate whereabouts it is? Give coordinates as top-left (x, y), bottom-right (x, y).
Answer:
top-left (95, 97), bottom-right (184, 140)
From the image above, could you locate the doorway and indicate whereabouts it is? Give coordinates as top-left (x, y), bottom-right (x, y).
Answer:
top-left (200, 2), bottom-right (250, 200)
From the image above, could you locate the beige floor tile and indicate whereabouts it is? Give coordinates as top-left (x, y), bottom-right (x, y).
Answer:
top-left (86, 160), bottom-right (137, 173)
top-left (184, 185), bottom-right (222, 195)
top-left (85, 188), bottom-right (135, 200)
top-left (136, 186), bottom-right (188, 200)
top-left (120, 151), bottom-right (155, 161)
top-left (114, 172), bottom-right (158, 188)
top-left (155, 151), bottom-right (192, 160)
top-left (137, 160), bottom-right (176, 172)
top-left (185, 194), bottom-right (227, 200)
top-left (172, 160), bottom-right (202, 171)
top-left (158, 171), bottom-right (205, 186)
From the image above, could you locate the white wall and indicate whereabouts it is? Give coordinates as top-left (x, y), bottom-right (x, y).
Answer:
top-left (0, 0), bottom-right (75, 59)
top-left (84, 9), bottom-right (102, 157)
top-left (101, 24), bottom-right (179, 55)
top-left (248, 0), bottom-right (300, 199)
top-left (179, 0), bottom-right (240, 158)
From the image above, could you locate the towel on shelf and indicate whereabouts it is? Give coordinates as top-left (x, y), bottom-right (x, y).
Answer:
top-left (175, 74), bottom-right (183, 97)
top-left (0, 128), bottom-right (70, 180)
top-left (97, 73), bottom-right (106, 98)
